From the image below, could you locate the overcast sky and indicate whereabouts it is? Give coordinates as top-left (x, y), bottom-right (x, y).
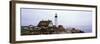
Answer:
top-left (21, 8), bottom-right (92, 32)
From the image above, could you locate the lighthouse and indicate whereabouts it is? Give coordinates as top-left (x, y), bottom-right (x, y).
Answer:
top-left (55, 13), bottom-right (58, 27)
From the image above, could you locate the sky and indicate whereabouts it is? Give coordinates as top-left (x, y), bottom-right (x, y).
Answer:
top-left (21, 8), bottom-right (92, 32)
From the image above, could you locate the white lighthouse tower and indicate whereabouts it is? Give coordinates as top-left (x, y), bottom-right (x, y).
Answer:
top-left (55, 13), bottom-right (58, 27)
